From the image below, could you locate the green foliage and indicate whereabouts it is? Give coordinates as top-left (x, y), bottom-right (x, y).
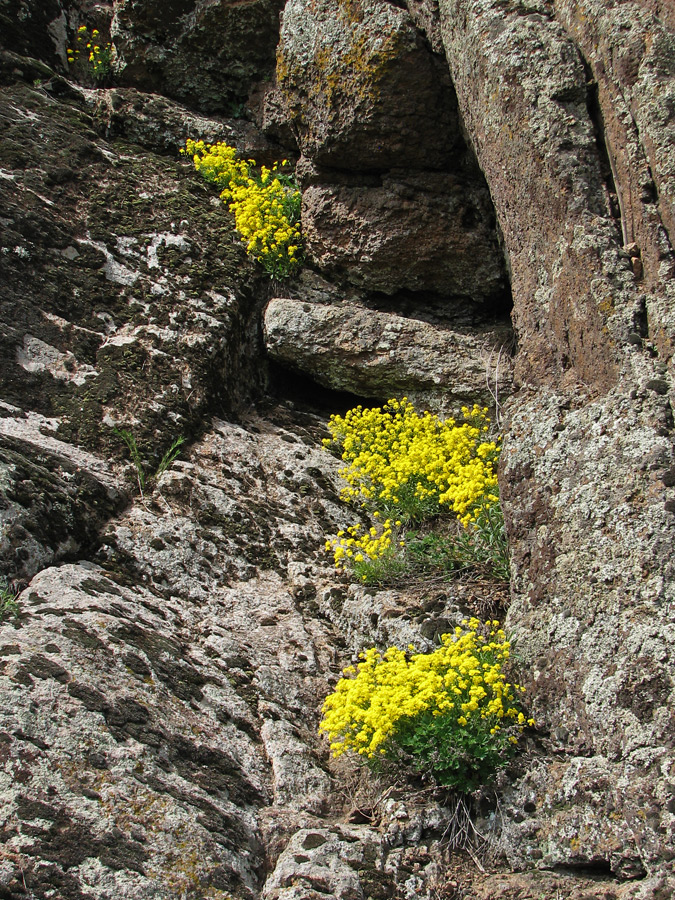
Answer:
top-left (67, 26), bottom-right (114, 84)
top-left (0, 578), bottom-right (20, 623)
top-left (114, 429), bottom-right (185, 496)
top-left (450, 501), bottom-right (510, 582)
top-left (182, 140), bottom-right (302, 278)
top-left (155, 436), bottom-right (186, 480)
top-left (320, 618), bottom-right (534, 791)
top-left (323, 398), bottom-right (509, 584)
top-left (114, 428), bottom-right (146, 493)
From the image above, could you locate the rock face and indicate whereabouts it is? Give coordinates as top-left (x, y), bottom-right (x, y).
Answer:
top-left (0, 0), bottom-right (68, 70)
top-left (439, 0), bottom-right (675, 888)
top-left (0, 410), bottom-right (346, 898)
top-left (0, 59), bottom-right (267, 467)
top-left (552, 0), bottom-right (675, 360)
top-left (0, 34), bottom-right (502, 899)
top-left (300, 169), bottom-right (508, 298)
top-left (2, 0), bottom-right (675, 898)
top-left (0, 410), bottom-right (125, 582)
top-left (263, 297), bottom-right (513, 408)
top-left (111, 0), bottom-right (286, 114)
top-left (275, 0), bottom-right (511, 305)
top-left (276, 0), bottom-right (458, 171)
top-left (91, 87), bottom-right (289, 159)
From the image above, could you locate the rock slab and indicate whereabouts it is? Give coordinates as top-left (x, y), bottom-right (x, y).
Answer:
top-left (263, 297), bottom-right (513, 409)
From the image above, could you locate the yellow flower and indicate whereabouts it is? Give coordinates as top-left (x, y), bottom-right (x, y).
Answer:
top-left (319, 619), bottom-right (528, 787)
top-left (184, 140), bottom-right (302, 277)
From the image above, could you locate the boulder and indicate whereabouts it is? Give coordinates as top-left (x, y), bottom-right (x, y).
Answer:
top-left (111, 0), bottom-right (286, 114)
top-left (301, 170), bottom-right (509, 298)
top-left (263, 297), bottom-right (513, 409)
top-left (277, 0), bottom-right (459, 170)
top-left (276, 0), bottom-right (510, 299)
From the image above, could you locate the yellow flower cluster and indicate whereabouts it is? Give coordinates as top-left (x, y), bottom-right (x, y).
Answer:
top-left (325, 517), bottom-right (397, 568)
top-left (325, 398), bottom-right (500, 526)
top-left (320, 619), bottom-right (533, 787)
top-left (183, 140), bottom-right (302, 278)
top-left (183, 140), bottom-right (249, 197)
top-left (67, 26), bottom-right (113, 81)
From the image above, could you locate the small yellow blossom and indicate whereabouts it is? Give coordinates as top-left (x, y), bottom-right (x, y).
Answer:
top-left (184, 139), bottom-right (302, 277)
top-left (319, 619), bottom-right (532, 790)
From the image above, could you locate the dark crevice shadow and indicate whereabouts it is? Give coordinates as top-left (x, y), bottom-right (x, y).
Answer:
top-left (263, 360), bottom-right (377, 416)
top-left (582, 62), bottom-right (629, 246)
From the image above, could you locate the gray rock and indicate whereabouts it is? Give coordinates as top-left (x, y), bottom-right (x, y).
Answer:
top-left (277, 0), bottom-right (459, 170)
top-left (261, 720), bottom-right (332, 815)
top-left (0, 0), bottom-right (69, 70)
top-left (0, 71), bottom-right (267, 462)
top-left (0, 408), bottom-right (125, 581)
top-left (0, 561), bottom-right (270, 898)
top-left (111, 0), bottom-right (285, 114)
top-left (277, 0), bottom-right (510, 301)
top-left (301, 170), bottom-right (509, 299)
top-left (90, 87), bottom-right (290, 159)
top-left (439, 0), bottom-right (675, 883)
top-left (4, 2), bottom-right (675, 896)
top-left (553, 0), bottom-right (675, 362)
top-left (262, 799), bottom-right (485, 899)
top-left (263, 297), bottom-right (513, 409)
top-left (0, 407), bottom-right (349, 898)
top-left (262, 826), bottom-right (378, 899)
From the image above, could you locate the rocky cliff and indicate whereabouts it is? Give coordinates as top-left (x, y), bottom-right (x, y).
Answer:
top-left (0, 1), bottom-right (674, 898)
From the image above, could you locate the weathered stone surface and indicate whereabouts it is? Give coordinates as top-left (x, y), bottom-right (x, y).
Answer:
top-left (0, 63), bottom-right (266, 463)
top-left (0, 400), bottom-right (491, 899)
top-left (0, 408), bottom-right (343, 898)
top-left (468, 869), bottom-right (672, 900)
top-left (439, 0), bottom-right (675, 886)
top-left (317, 579), bottom-right (510, 658)
top-left (111, 0), bottom-right (285, 114)
top-left (0, 0), bottom-right (68, 71)
top-left (440, 0), bottom-right (638, 391)
top-left (276, 0), bottom-right (510, 300)
top-left (0, 561), bottom-right (271, 898)
top-left (553, 0), bottom-right (675, 360)
top-left (262, 825), bottom-right (381, 899)
top-left (497, 385), bottom-right (675, 885)
top-left (263, 298), bottom-right (513, 408)
top-left (300, 169), bottom-right (509, 299)
top-left (402, 0), bottom-right (444, 55)
top-left (90, 87), bottom-right (291, 160)
top-left (4, 0), bottom-right (675, 896)
top-left (277, 0), bottom-right (458, 170)
top-left (0, 408), bottom-right (125, 582)
top-left (262, 801), bottom-right (473, 900)
top-left (98, 407), bottom-right (350, 594)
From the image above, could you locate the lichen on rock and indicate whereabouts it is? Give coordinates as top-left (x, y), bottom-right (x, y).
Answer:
top-left (277, 0), bottom-right (459, 170)
top-left (263, 297), bottom-right (513, 410)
